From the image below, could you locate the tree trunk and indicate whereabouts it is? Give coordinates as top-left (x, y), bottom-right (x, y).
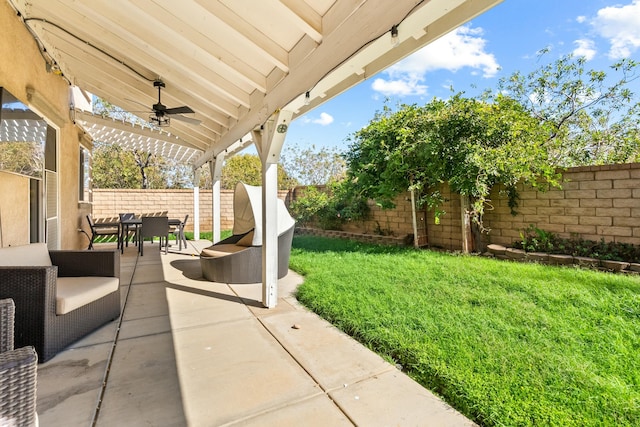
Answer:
top-left (460, 194), bottom-right (472, 253)
top-left (134, 150), bottom-right (152, 189)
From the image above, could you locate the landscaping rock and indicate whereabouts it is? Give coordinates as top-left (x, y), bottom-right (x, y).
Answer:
top-left (487, 244), bottom-right (507, 256)
top-left (621, 269), bottom-right (639, 276)
top-left (573, 256), bottom-right (599, 269)
top-left (600, 260), bottom-right (630, 272)
top-left (548, 254), bottom-right (574, 265)
top-left (505, 248), bottom-right (526, 260)
top-left (629, 263), bottom-right (640, 272)
top-left (527, 252), bottom-right (549, 263)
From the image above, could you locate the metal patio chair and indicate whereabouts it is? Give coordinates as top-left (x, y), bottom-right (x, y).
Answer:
top-left (139, 216), bottom-right (169, 256)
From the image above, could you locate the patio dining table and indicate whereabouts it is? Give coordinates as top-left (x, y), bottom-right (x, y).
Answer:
top-left (119, 217), bottom-right (183, 253)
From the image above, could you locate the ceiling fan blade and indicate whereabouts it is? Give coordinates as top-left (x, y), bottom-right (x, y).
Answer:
top-left (165, 106), bottom-right (194, 115)
top-left (171, 115), bottom-right (201, 125)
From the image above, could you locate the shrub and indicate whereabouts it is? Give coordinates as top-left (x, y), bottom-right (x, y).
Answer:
top-left (515, 224), bottom-right (640, 262)
top-left (290, 181), bottom-right (370, 230)
top-left (289, 185), bottom-right (329, 226)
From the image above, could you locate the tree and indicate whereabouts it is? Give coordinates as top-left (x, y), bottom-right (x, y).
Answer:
top-left (92, 97), bottom-right (305, 190)
top-left (493, 51), bottom-right (640, 166)
top-left (345, 95), bottom-right (560, 228)
top-left (280, 144), bottom-right (346, 185)
top-left (92, 97), bottom-right (198, 189)
top-left (133, 150), bottom-right (153, 189)
top-left (91, 141), bottom-right (141, 188)
top-left (0, 141), bottom-right (43, 178)
top-left (345, 53), bottom-right (640, 233)
top-left (91, 141), bottom-right (188, 189)
top-left (221, 153), bottom-right (297, 190)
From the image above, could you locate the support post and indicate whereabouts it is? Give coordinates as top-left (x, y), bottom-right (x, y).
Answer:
top-left (410, 188), bottom-right (419, 248)
top-left (255, 109), bottom-right (293, 308)
top-left (193, 187), bottom-right (200, 241)
top-left (460, 194), bottom-right (472, 254)
top-left (262, 162), bottom-right (279, 308)
top-left (209, 156), bottom-right (225, 243)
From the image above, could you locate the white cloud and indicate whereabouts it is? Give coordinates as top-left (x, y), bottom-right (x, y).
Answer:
top-left (572, 38), bottom-right (597, 60)
top-left (371, 25), bottom-right (499, 97)
top-left (576, 15), bottom-right (587, 24)
top-left (312, 112), bottom-right (334, 126)
top-left (371, 77), bottom-right (427, 96)
top-left (591, 0), bottom-right (640, 59)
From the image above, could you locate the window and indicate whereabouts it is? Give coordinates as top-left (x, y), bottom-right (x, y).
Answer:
top-left (1, 87), bottom-right (59, 246)
top-left (0, 87), bottom-right (46, 178)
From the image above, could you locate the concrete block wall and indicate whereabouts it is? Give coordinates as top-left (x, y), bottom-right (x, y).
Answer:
top-left (426, 183), bottom-right (464, 251)
top-left (291, 163), bottom-right (640, 250)
top-left (291, 185), bottom-right (460, 249)
top-left (92, 189), bottom-right (200, 232)
top-left (92, 162), bottom-right (640, 250)
top-left (341, 194), bottom-right (416, 237)
top-left (92, 189), bottom-right (289, 233)
top-left (483, 163), bottom-right (640, 247)
top-left (326, 185), bottom-right (462, 250)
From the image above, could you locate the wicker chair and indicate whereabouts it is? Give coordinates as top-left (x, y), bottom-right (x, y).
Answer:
top-left (200, 183), bottom-right (295, 283)
top-left (200, 226), bottom-right (294, 283)
top-left (0, 244), bottom-right (121, 362)
top-left (1, 298), bottom-right (38, 426)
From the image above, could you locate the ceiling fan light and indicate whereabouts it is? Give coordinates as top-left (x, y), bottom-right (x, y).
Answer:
top-left (149, 114), bottom-right (170, 127)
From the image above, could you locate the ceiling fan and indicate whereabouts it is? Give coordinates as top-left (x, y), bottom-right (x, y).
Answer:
top-left (143, 80), bottom-right (200, 127)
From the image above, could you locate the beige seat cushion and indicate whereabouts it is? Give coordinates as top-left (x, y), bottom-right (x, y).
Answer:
top-left (236, 231), bottom-right (255, 246)
top-left (0, 242), bottom-right (52, 266)
top-left (200, 244), bottom-right (247, 258)
top-left (56, 276), bottom-right (119, 315)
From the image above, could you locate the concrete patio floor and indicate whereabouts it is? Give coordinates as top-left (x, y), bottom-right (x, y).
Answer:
top-left (35, 239), bottom-right (475, 426)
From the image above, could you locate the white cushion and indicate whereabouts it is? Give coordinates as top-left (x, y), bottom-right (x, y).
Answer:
top-left (56, 276), bottom-right (119, 315)
top-left (200, 244), bottom-right (247, 258)
top-left (0, 243), bottom-right (52, 266)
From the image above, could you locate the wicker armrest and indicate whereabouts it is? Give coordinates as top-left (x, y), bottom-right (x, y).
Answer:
top-left (0, 298), bottom-right (38, 426)
top-left (1, 299), bottom-right (15, 353)
top-left (49, 250), bottom-right (120, 278)
top-left (0, 346), bottom-right (38, 426)
top-left (0, 267), bottom-right (57, 305)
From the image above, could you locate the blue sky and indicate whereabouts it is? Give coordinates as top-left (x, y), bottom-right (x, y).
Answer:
top-left (281, 0), bottom-right (640, 155)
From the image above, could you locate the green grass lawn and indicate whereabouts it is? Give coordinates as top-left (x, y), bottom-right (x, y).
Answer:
top-left (289, 235), bottom-right (640, 427)
top-left (184, 230), bottom-right (233, 241)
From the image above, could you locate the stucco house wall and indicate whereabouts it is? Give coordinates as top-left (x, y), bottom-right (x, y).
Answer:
top-left (1, 1), bottom-right (85, 249)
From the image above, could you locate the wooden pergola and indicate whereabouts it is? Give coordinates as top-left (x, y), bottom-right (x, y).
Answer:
top-left (9, 0), bottom-right (503, 307)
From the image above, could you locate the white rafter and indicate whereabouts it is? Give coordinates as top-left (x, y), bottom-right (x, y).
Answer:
top-left (8, 0), bottom-right (502, 165)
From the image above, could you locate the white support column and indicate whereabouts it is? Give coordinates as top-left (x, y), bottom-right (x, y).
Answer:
top-left (209, 156), bottom-right (225, 243)
top-left (193, 187), bottom-right (200, 241)
top-left (212, 181), bottom-right (221, 243)
top-left (256, 110), bottom-right (293, 308)
top-left (193, 167), bottom-right (201, 241)
top-left (262, 162), bottom-right (279, 308)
